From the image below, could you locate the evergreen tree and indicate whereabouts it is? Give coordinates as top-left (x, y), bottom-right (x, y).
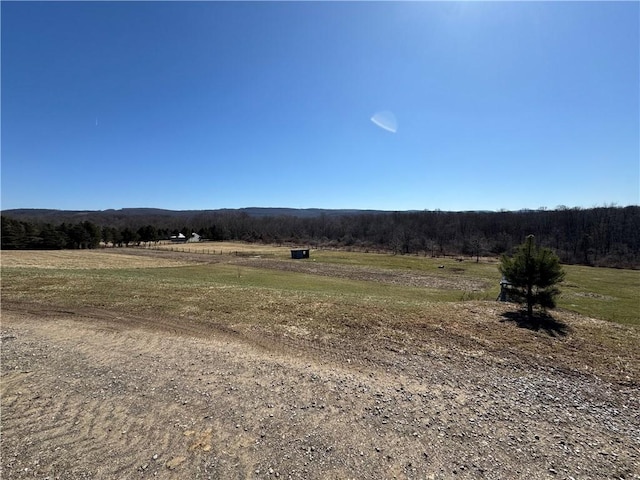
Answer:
top-left (82, 221), bottom-right (102, 248)
top-left (499, 235), bottom-right (565, 318)
top-left (1, 216), bottom-right (27, 249)
top-left (40, 224), bottom-right (67, 249)
top-left (137, 225), bottom-right (158, 243)
top-left (121, 227), bottom-right (138, 246)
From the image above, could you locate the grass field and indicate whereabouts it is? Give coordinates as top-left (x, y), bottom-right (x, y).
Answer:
top-left (4, 247), bottom-right (640, 480)
top-left (1, 245), bottom-right (638, 326)
top-left (151, 240), bottom-right (292, 256)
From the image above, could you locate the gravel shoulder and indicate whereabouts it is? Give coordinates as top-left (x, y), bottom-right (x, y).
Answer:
top-left (2, 299), bottom-right (639, 480)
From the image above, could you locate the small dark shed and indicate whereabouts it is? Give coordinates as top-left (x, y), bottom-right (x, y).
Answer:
top-left (291, 249), bottom-right (310, 259)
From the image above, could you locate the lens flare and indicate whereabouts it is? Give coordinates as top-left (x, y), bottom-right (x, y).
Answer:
top-left (370, 111), bottom-right (397, 133)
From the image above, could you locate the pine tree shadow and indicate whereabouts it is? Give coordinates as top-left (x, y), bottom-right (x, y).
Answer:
top-left (499, 310), bottom-right (569, 337)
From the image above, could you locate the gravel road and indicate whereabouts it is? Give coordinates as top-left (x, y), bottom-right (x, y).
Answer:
top-left (1, 301), bottom-right (638, 480)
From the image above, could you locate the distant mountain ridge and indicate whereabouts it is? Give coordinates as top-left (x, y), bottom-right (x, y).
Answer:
top-left (1, 207), bottom-right (391, 224)
top-left (3, 206), bottom-right (639, 268)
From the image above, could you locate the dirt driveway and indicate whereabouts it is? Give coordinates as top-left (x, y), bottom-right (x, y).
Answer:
top-left (1, 299), bottom-right (638, 480)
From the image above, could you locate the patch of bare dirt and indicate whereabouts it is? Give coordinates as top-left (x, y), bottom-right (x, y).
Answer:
top-left (2, 300), bottom-right (639, 480)
top-left (235, 257), bottom-right (490, 291)
top-left (101, 247), bottom-right (490, 291)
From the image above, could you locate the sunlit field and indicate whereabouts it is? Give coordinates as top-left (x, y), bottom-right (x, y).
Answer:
top-left (2, 244), bottom-right (638, 325)
top-left (4, 246), bottom-right (639, 480)
top-left (151, 240), bottom-right (294, 256)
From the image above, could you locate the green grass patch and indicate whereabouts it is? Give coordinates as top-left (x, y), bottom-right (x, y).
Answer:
top-left (310, 251), bottom-right (639, 325)
top-left (2, 250), bottom-right (638, 326)
top-left (558, 265), bottom-right (639, 325)
top-left (1, 265), bottom-right (433, 332)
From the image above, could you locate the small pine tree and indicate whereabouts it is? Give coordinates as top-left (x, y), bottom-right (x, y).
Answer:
top-left (499, 235), bottom-right (565, 318)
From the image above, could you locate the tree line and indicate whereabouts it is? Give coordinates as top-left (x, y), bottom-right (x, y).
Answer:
top-left (2, 205), bottom-right (638, 268)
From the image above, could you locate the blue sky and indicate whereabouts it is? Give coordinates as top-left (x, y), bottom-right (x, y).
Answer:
top-left (2, 1), bottom-right (638, 212)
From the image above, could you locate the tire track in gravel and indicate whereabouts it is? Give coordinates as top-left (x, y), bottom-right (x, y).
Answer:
top-left (2, 300), bottom-right (388, 373)
top-left (1, 311), bottom-right (219, 479)
top-left (3, 302), bottom-right (639, 480)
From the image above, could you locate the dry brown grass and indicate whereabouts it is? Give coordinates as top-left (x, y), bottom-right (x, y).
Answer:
top-left (2, 248), bottom-right (638, 386)
top-left (2, 248), bottom-right (640, 479)
top-left (0, 250), bottom-right (190, 270)
top-left (152, 241), bottom-right (297, 256)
